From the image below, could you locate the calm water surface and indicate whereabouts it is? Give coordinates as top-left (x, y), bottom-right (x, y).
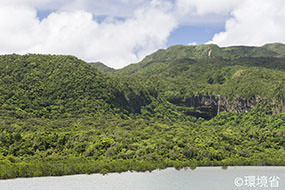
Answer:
top-left (0, 167), bottom-right (284, 190)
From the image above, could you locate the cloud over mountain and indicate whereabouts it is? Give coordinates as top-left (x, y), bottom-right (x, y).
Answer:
top-left (210, 0), bottom-right (285, 46)
top-left (0, 1), bottom-right (176, 68)
top-left (0, 0), bottom-right (285, 68)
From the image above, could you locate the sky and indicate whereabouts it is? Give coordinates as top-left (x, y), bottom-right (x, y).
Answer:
top-left (1, 0), bottom-right (285, 68)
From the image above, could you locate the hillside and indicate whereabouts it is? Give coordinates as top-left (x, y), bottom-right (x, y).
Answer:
top-left (118, 43), bottom-right (285, 74)
top-left (89, 62), bottom-right (115, 73)
top-left (0, 45), bottom-right (284, 179)
top-left (0, 54), bottom-right (156, 119)
top-left (115, 43), bottom-right (285, 118)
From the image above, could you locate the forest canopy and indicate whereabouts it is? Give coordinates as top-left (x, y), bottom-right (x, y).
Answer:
top-left (0, 43), bottom-right (284, 179)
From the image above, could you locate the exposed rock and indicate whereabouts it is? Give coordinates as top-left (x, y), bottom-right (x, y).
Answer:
top-left (169, 94), bottom-right (284, 119)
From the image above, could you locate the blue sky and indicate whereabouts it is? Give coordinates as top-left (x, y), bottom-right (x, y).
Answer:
top-left (1, 0), bottom-right (285, 68)
top-left (37, 10), bottom-right (55, 21)
top-left (167, 25), bottom-right (225, 46)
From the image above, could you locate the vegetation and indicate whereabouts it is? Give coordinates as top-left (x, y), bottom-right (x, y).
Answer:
top-left (89, 62), bottom-right (115, 73)
top-left (116, 43), bottom-right (285, 100)
top-left (0, 54), bottom-right (157, 119)
top-left (0, 43), bottom-right (284, 179)
top-left (0, 109), bottom-right (284, 179)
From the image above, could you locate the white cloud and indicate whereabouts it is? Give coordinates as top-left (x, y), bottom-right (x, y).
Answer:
top-left (0, 5), bottom-right (40, 53)
top-left (188, 42), bottom-right (197, 46)
top-left (210, 0), bottom-right (285, 46)
top-left (2, 0), bottom-right (152, 18)
top-left (1, 0), bottom-right (285, 68)
top-left (176, 0), bottom-right (285, 47)
top-left (176, 0), bottom-right (240, 15)
top-left (0, 0), bottom-right (177, 69)
top-left (174, 0), bottom-right (241, 25)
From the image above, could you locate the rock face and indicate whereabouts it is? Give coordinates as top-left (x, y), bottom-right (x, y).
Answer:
top-left (169, 94), bottom-right (284, 119)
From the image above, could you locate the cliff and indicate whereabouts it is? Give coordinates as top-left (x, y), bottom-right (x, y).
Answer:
top-left (169, 94), bottom-right (285, 119)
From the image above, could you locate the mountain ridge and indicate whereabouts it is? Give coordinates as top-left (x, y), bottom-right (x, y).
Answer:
top-left (0, 44), bottom-right (284, 179)
top-left (89, 43), bottom-right (285, 72)
top-left (117, 42), bottom-right (285, 74)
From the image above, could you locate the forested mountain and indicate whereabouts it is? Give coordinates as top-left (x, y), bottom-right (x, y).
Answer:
top-left (89, 62), bottom-right (115, 73)
top-left (0, 44), bottom-right (284, 179)
top-left (116, 43), bottom-right (285, 99)
top-left (115, 43), bottom-right (285, 118)
top-left (119, 43), bottom-right (285, 74)
top-left (0, 54), bottom-right (157, 119)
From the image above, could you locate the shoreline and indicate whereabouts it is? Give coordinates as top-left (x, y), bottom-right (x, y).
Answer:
top-left (1, 163), bottom-right (284, 180)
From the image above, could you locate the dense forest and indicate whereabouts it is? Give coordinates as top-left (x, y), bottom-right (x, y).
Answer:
top-left (0, 43), bottom-right (284, 179)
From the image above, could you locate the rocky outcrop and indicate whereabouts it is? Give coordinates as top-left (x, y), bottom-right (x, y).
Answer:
top-left (169, 94), bottom-right (284, 119)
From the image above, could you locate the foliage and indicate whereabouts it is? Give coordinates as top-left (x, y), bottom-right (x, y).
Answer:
top-left (116, 43), bottom-right (285, 100)
top-left (89, 62), bottom-right (115, 73)
top-left (0, 111), bottom-right (284, 179)
top-left (0, 54), bottom-right (156, 119)
top-left (0, 43), bottom-right (284, 179)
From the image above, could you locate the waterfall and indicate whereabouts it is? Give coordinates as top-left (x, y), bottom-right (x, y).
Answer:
top-left (217, 95), bottom-right (221, 115)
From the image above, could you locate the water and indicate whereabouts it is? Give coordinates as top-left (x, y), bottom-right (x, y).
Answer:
top-left (0, 167), bottom-right (284, 190)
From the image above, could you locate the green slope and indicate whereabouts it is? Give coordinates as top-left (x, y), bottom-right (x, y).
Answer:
top-left (119, 43), bottom-right (285, 74)
top-left (116, 43), bottom-right (285, 100)
top-left (89, 62), bottom-right (115, 73)
top-left (0, 44), bottom-right (284, 179)
top-left (0, 54), bottom-right (155, 119)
